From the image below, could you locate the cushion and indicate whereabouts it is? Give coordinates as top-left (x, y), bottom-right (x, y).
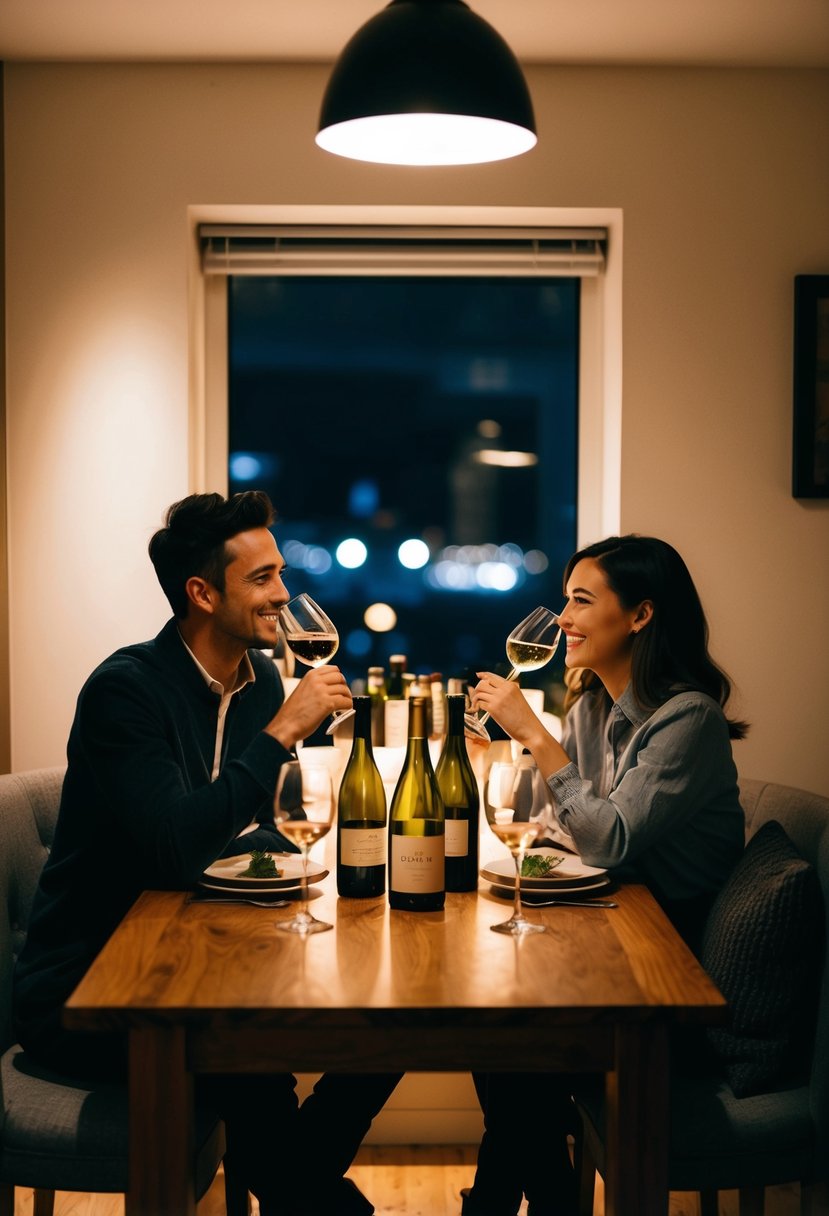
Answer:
top-left (701, 820), bottom-right (824, 1098)
top-left (0, 1044), bottom-right (223, 1195)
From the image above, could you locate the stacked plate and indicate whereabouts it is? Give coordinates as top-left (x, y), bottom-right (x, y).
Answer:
top-left (198, 853), bottom-right (328, 900)
top-left (480, 847), bottom-right (610, 902)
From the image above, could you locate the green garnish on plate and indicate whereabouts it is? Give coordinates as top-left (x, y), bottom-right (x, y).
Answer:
top-left (521, 853), bottom-right (564, 877)
top-left (239, 850), bottom-right (280, 879)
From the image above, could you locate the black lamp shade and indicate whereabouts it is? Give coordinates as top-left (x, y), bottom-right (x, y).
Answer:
top-left (316, 0), bottom-right (537, 165)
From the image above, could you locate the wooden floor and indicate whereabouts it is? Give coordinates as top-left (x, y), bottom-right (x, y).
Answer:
top-left (9, 1147), bottom-right (805, 1216)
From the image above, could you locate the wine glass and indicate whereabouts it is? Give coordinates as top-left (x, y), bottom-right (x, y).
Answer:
top-left (280, 593), bottom-right (340, 668)
top-left (465, 605), bottom-right (563, 742)
top-left (279, 593), bottom-right (354, 735)
top-left (273, 760), bottom-right (336, 934)
top-left (485, 760), bottom-right (546, 936)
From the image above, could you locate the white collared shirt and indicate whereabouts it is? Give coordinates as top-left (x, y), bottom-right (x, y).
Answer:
top-left (178, 634), bottom-right (256, 778)
top-left (178, 634), bottom-right (260, 838)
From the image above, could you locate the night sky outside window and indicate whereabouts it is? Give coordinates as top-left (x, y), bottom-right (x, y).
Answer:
top-left (228, 274), bottom-right (578, 696)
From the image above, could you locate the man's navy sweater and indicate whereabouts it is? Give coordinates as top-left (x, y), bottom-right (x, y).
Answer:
top-left (14, 618), bottom-right (294, 1042)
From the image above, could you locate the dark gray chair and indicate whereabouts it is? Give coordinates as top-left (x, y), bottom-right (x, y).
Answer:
top-left (0, 767), bottom-right (229, 1216)
top-left (576, 777), bottom-right (829, 1216)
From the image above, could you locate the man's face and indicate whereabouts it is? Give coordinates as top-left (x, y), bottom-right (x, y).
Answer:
top-left (207, 527), bottom-right (290, 650)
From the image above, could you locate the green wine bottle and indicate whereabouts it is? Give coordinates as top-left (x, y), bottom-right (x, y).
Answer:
top-left (337, 696), bottom-right (387, 898)
top-left (384, 653), bottom-right (409, 748)
top-left (388, 696), bottom-right (445, 911)
top-left (435, 693), bottom-right (480, 892)
top-left (366, 665), bottom-right (388, 746)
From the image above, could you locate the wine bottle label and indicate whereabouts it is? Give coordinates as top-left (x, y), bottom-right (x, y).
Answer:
top-left (340, 826), bottom-right (386, 867)
top-left (390, 835), bottom-right (445, 894)
top-left (384, 699), bottom-right (410, 749)
top-left (444, 818), bottom-right (469, 857)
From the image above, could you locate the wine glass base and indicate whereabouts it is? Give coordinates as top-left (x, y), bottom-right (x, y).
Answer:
top-left (277, 915), bottom-right (333, 935)
top-left (491, 918), bottom-right (546, 936)
top-left (463, 712), bottom-right (491, 743)
top-left (324, 707), bottom-right (355, 735)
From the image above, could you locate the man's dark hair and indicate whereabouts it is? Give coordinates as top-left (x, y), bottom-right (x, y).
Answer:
top-left (148, 491), bottom-right (275, 618)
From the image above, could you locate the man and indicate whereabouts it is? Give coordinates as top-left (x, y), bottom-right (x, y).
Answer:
top-left (14, 490), bottom-right (400, 1216)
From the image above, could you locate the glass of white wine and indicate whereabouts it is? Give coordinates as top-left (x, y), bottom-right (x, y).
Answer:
top-left (485, 760), bottom-right (546, 936)
top-left (273, 760), bottom-right (336, 934)
top-left (465, 605), bottom-right (563, 742)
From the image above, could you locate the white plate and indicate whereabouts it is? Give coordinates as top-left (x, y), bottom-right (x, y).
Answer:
top-left (201, 853), bottom-right (327, 890)
top-left (197, 878), bottom-right (311, 898)
top-left (481, 848), bottom-right (606, 890)
top-left (488, 876), bottom-right (612, 900)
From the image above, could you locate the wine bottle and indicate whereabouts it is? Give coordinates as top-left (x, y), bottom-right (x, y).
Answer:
top-left (367, 665), bottom-right (387, 746)
top-left (387, 654), bottom-right (406, 698)
top-left (435, 694), bottom-right (480, 892)
top-left (410, 673), bottom-right (433, 737)
top-left (388, 696), bottom-right (445, 911)
top-left (384, 653), bottom-right (409, 748)
top-left (337, 696), bottom-right (387, 898)
top-left (429, 672), bottom-right (446, 741)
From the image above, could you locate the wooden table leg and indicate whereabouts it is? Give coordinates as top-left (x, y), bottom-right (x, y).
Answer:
top-left (127, 1024), bottom-right (196, 1216)
top-left (603, 1021), bottom-right (670, 1216)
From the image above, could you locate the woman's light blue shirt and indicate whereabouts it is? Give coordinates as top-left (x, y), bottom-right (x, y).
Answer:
top-left (545, 683), bottom-right (744, 902)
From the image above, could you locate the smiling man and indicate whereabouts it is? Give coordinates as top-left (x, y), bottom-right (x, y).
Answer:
top-left (14, 491), bottom-right (400, 1216)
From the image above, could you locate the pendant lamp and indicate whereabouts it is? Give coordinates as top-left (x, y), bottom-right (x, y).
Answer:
top-left (316, 0), bottom-right (537, 166)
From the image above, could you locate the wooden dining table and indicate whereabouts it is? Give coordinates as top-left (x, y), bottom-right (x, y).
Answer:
top-left (64, 872), bottom-right (725, 1216)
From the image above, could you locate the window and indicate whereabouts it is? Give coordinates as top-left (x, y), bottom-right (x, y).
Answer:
top-left (198, 213), bottom-right (618, 699)
top-left (228, 274), bottom-right (576, 689)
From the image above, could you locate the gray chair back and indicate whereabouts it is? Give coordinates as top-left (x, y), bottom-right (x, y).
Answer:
top-left (574, 774), bottom-right (829, 1210)
top-left (739, 776), bottom-right (829, 1179)
top-left (0, 766), bottom-right (228, 1204)
top-left (0, 767), bottom-right (66, 1052)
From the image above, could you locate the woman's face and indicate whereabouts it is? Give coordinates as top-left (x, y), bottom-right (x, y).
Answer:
top-left (560, 557), bottom-right (648, 690)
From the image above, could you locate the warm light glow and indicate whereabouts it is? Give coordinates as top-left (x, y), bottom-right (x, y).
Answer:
top-left (474, 449), bottom-right (538, 467)
top-left (477, 419), bottom-right (502, 438)
top-left (364, 602), bottom-right (398, 632)
top-left (315, 113), bottom-right (537, 167)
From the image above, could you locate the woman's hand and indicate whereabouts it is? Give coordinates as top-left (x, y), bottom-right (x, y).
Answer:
top-left (472, 671), bottom-right (572, 779)
top-left (471, 672), bottom-right (541, 748)
top-left (266, 665), bottom-right (352, 750)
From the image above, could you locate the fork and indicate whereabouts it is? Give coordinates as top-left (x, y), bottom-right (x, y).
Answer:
top-left (194, 896), bottom-right (291, 908)
top-left (523, 898), bottom-right (617, 908)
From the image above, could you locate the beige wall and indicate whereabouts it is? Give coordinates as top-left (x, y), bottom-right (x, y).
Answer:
top-left (0, 64), bottom-right (9, 772)
top-left (4, 62), bottom-right (829, 794)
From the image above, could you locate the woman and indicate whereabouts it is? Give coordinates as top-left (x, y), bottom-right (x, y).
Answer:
top-left (464, 534), bottom-right (748, 1216)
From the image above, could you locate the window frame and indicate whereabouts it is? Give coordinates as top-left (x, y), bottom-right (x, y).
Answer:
top-left (188, 205), bottom-right (623, 547)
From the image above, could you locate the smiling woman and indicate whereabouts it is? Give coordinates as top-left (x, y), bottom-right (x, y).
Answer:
top-left (465, 534), bottom-right (749, 1213)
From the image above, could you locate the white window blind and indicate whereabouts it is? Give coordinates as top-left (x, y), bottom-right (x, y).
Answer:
top-left (199, 224), bottom-right (607, 277)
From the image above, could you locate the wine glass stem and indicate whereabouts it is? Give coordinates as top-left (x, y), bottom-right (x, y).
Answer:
top-left (477, 667), bottom-right (521, 728)
top-left (512, 847), bottom-right (526, 923)
top-left (299, 846), bottom-right (311, 921)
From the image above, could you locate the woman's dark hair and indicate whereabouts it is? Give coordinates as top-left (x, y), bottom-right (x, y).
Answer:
top-left (563, 534), bottom-right (748, 739)
top-left (148, 491), bottom-right (275, 619)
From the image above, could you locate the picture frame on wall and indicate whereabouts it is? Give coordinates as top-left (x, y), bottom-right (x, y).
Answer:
top-left (792, 274), bottom-right (829, 498)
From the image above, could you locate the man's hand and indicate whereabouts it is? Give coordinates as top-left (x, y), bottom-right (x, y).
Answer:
top-left (265, 666), bottom-right (353, 751)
